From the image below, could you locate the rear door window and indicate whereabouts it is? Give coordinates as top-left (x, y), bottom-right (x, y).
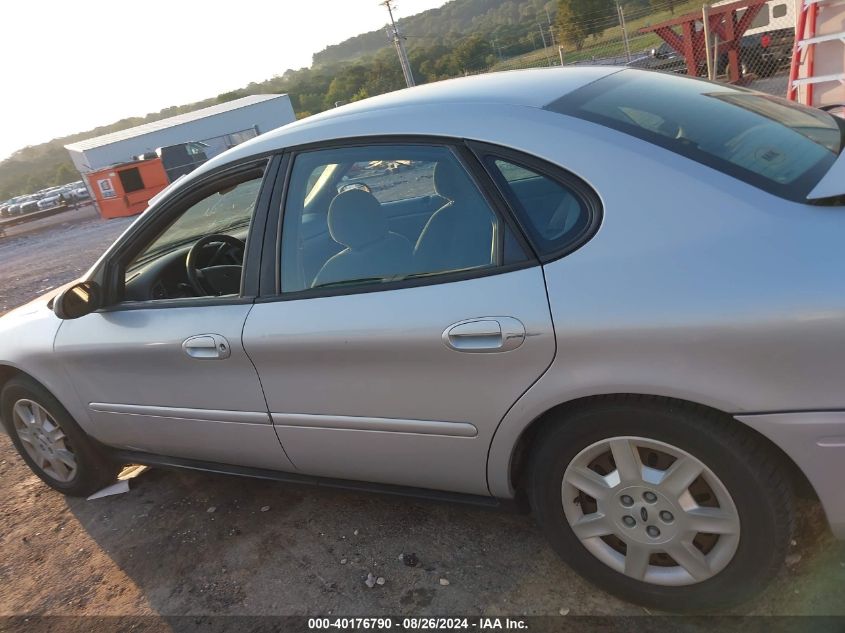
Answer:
top-left (279, 144), bottom-right (521, 293)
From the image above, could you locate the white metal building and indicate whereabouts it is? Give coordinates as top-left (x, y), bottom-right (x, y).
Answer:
top-left (65, 94), bottom-right (296, 174)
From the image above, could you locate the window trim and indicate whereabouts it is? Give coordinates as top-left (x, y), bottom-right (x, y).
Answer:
top-left (260, 135), bottom-right (540, 302)
top-left (94, 154), bottom-right (280, 312)
top-left (467, 141), bottom-right (603, 264)
top-left (454, 143), bottom-right (538, 261)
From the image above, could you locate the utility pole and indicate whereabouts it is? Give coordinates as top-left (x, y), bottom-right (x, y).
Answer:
top-left (538, 23), bottom-right (552, 66)
top-left (381, 0), bottom-right (415, 87)
top-left (492, 38), bottom-right (504, 61)
top-left (544, 7), bottom-right (557, 51)
top-left (702, 4), bottom-right (714, 79)
top-left (616, 0), bottom-right (631, 62)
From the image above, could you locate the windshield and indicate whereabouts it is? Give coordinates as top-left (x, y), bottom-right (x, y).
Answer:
top-left (547, 69), bottom-right (843, 201)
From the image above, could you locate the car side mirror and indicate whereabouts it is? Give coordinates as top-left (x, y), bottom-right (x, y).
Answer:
top-left (53, 281), bottom-right (102, 320)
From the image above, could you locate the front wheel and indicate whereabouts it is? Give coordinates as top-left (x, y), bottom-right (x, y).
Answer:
top-left (1, 376), bottom-right (119, 496)
top-left (528, 397), bottom-right (794, 611)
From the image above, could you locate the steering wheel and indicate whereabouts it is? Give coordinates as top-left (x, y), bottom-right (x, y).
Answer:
top-left (186, 234), bottom-right (245, 296)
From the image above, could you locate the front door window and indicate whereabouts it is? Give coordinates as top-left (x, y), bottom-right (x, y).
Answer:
top-left (122, 172), bottom-right (264, 302)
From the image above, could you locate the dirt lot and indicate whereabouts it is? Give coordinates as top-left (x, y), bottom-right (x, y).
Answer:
top-left (0, 206), bottom-right (134, 313)
top-left (0, 210), bottom-right (843, 621)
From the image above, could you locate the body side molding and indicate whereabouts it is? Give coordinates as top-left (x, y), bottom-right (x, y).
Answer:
top-left (271, 412), bottom-right (478, 437)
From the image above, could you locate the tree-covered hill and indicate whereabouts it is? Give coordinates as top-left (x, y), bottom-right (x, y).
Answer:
top-left (313, 0), bottom-right (555, 65)
top-left (0, 100), bottom-right (220, 201)
top-left (2, 0), bottom-right (566, 199)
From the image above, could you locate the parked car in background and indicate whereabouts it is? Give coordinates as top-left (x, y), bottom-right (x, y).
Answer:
top-left (631, 32), bottom-right (792, 78)
top-left (627, 42), bottom-right (689, 74)
top-left (726, 0), bottom-right (795, 76)
top-left (19, 199), bottom-right (39, 214)
top-left (36, 195), bottom-right (60, 211)
top-left (72, 187), bottom-right (91, 201)
top-left (0, 184), bottom-right (87, 222)
top-left (1, 68), bottom-right (845, 612)
top-left (631, 0), bottom-right (793, 78)
top-left (739, 28), bottom-right (793, 76)
top-left (158, 141), bottom-right (212, 182)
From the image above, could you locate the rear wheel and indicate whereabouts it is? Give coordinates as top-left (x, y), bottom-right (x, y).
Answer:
top-left (1, 376), bottom-right (119, 496)
top-left (528, 397), bottom-right (793, 611)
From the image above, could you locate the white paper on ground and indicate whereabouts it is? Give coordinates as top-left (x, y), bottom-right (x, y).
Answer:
top-left (86, 480), bottom-right (130, 501)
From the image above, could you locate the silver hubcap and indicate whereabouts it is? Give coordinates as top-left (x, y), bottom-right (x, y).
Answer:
top-left (562, 436), bottom-right (740, 586)
top-left (12, 398), bottom-right (77, 483)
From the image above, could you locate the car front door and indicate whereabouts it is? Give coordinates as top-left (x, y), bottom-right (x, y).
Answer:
top-left (54, 158), bottom-right (295, 471)
top-left (242, 141), bottom-right (556, 495)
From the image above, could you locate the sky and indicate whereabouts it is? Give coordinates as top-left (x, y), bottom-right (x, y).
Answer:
top-left (0, 0), bottom-right (447, 161)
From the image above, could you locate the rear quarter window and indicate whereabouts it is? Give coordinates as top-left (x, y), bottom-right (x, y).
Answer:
top-left (478, 149), bottom-right (600, 261)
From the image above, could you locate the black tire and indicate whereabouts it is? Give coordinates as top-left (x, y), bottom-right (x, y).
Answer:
top-left (1, 376), bottom-right (119, 496)
top-left (528, 396), bottom-right (794, 612)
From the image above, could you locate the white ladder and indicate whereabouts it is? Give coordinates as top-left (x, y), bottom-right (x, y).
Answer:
top-left (787, 0), bottom-right (845, 103)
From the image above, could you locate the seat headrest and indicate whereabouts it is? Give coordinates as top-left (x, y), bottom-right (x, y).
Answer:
top-left (328, 189), bottom-right (389, 249)
top-left (434, 161), bottom-right (470, 201)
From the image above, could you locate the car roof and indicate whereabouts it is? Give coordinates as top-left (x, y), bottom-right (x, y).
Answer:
top-left (179, 67), bottom-right (623, 187)
top-left (308, 66), bottom-right (620, 117)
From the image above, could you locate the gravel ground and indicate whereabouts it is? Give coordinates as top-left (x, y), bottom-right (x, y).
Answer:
top-left (0, 210), bottom-right (843, 620)
top-left (0, 206), bottom-right (135, 314)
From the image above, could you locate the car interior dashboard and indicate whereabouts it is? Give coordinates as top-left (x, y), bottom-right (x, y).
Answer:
top-left (123, 228), bottom-right (248, 301)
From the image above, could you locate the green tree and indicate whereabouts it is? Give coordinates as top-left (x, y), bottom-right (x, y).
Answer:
top-left (555, 0), bottom-right (615, 51)
top-left (25, 173), bottom-right (47, 194)
top-left (217, 90), bottom-right (246, 103)
top-left (1, 0), bottom-right (616, 198)
top-left (650, 0), bottom-right (676, 13)
top-left (52, 163), bottom-right (76, 186)
top-left (324, 64), bottom-right (369, 109)
top-left (452, 35), bottom-right (494, 72)
top-left (555, 0), bottom-right (589, 50)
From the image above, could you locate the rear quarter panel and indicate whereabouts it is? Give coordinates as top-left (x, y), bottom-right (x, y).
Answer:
top-left (485, 119), bottom-right (845, 497)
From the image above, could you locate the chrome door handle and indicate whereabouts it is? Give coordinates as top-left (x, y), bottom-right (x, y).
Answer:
top-left (442, 317), bottom-right (525, 353)
top-left (182, 334), bottom-right (231, 360)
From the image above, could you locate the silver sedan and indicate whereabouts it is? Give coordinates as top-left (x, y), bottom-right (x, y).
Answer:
top-left (2, 67), bottom-right (844, 610)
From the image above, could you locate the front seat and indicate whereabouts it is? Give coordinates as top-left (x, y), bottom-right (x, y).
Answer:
top-left (413, 162), bottom-right (495, 273)
top-left (312, 189), bottom-right (414, 287)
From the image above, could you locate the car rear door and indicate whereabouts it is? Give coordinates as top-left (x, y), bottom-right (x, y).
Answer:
top-left (242, 140), bottom-right (556, 495)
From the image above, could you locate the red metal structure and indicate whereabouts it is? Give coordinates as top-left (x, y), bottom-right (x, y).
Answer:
top-left (639, 0), bottom-right (767, 82)
top-left (788, 0), bottom-right (817, 102)
top-left (788, 0), bottom-right (845, 108)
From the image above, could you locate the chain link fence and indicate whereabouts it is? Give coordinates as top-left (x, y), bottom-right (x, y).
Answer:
top-left (475, 0), bottom-right (793, 100)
